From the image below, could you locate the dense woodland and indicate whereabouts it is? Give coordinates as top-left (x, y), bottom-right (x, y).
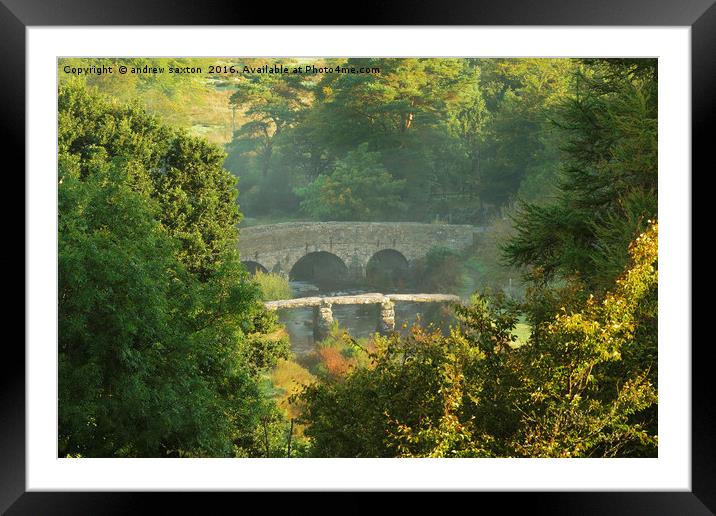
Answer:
top-left (58, 57), bottom-right (657, 457)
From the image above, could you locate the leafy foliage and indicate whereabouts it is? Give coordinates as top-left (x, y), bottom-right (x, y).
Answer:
top-left (504, 60), bottom-right (657, 291)
top-left (295, 144), bottom-right (406, 221)
top-left (59, 81), bottom-right (242, 280)
top-left (224, 58), bottom-right (494, 223)
top-left (229, 68), bottom-right (309, 177)
top-left (295, 59), bottom-right (659, 458)
top-left (253, 271), bottom-right (293, 301)
top-left (58, 82), bottom-right (288, 457)
top-left (477, 58), bottom-right (575, 205)
top-left (298, 222), bottom-right (658, 457)
top-left (58, 58), bottom-right (660, 459)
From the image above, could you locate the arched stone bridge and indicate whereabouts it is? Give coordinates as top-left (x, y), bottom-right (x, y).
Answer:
top-left (265, 292), bottom-right (461, 340)
top-left (239, 221), bottom-right (483, 281)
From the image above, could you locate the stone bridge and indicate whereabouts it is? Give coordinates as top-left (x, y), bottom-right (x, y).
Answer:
top-left (265, 292), bottom-right (461, 340)
top-left (239, 222), bottom-right (483, 283)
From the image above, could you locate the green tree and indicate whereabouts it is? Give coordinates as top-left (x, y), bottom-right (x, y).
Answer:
top-left (229, 68), bottom-right (309, 178)
top-left (59, 81), bottom-right (244, 280)
top-left (58, 162), bottom-right (259, 457)
top-left (153, 132), bottom-right (241, 278)
top-left (298, 221), bottom-right (658, 457)
top-left (295, 143), bottom-right (406, 221)
top-left (58, 82), bottom-right (289, 457)
top-left (295, 58), bottom-right (487, 222)
top-left (476, 58), bottom-right (575, 207)
top-left (297, 325), bottom-right (453, 457)
top-left (504, 59), bottom-right (657, 292)
top-left (411, 247), bottom-right (470, 295)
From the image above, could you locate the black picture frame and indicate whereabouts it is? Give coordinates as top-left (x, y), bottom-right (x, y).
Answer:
top-left (5, 1), bottom-right (711, 513)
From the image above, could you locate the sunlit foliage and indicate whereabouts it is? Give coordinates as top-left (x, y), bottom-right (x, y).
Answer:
top-left (295, 143), bottom-right (406, 221)
top-left (299, 222), bottom-right (658, 457)
top-left (254, 271), bottom-right (293, 301)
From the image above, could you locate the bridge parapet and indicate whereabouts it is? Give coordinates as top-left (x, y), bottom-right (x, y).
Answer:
top-left (265, 293), bottom-right (461, 340)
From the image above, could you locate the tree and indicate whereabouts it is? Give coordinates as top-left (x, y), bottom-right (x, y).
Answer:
top-left (153, 132), bottom-right (242, 278)
top-left (298, 221), bottom-right (658, 457)
top-left (59, 162), bottom-right (254, 457)
top-left (229, 69), bottom-right (309, 178)
top-left (297, 325), bottom-right (454, 457)
top-left (504, 59), bottom-right (657, 292)
top-left (58, 82), bottom-right (289, 457)
top-left (293, 58), bottom-right (487, 222)
top-left (59, 81), bottom-right (245, 280)
top-left (476, 58), bottom-right (575, 207)
top-left (295, 143), bottom-right (406, 221)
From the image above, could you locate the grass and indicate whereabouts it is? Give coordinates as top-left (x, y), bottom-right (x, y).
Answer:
top-left (269, 359), bottom-right (316, 411)
top-left (267, 358), bottom-right (316, 438)
top-left (513, 316), bottom-right (532, 346)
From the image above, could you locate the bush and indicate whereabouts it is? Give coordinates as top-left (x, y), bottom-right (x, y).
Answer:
top-left (298, 222), bottom-right (658, 458)
top-left (254, 271), bottom-right (293, 301)
top-left (295, 143), bottom-right (406, 221)
top-left (58, 82), bottom-right (287, 458)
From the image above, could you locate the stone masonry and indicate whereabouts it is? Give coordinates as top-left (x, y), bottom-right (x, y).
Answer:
top-left (239, 221), bottom-right (483, 278)
top-left (266, 293), bottom-right (460, 341)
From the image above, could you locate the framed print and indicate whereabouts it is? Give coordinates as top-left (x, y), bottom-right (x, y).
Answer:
top-left (5, 0), bottom-right (713, 513)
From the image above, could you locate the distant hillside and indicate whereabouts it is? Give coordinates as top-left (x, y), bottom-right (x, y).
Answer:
top-left (59, 57), bottom-right (264, 146)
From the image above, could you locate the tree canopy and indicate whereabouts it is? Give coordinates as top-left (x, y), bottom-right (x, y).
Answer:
top-left (294, 58), bottom-right (659, 458)
top-left (58, 81), bottom-right (289, 457)
top-left (58, 58), bottom-right (660, 459)
top-left (298, 222), bottom-right (658, 458)
top-left (504, 59), bottom-right (657, 292)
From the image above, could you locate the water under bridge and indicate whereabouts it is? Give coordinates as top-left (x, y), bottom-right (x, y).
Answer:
top-left (239, 221), bottom-right (483, 283)
top-left (265, 292), bottom-right (461, 340)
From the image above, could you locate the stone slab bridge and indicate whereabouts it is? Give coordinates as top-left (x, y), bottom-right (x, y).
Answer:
top-left (265, 293), bottom-right (460, 341)
top-left (239, 221), bottom-right (483, 282)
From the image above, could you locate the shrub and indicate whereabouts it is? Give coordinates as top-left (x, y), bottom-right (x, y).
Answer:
top-left (254, 271), bottom-right (293, 301)
top-left (298, 222), bottom-right (658, 458)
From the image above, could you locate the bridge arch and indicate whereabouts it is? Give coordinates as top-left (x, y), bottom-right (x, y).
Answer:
top-left (290, 251), bottom-right (350, 285)
top-left (242, 260), bottom-right (268, 275)
top-left (366, 249), bottom-right (411, 289)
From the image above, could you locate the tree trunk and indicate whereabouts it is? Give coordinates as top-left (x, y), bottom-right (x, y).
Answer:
top-left (286, 419), bottom-right (294, 458)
